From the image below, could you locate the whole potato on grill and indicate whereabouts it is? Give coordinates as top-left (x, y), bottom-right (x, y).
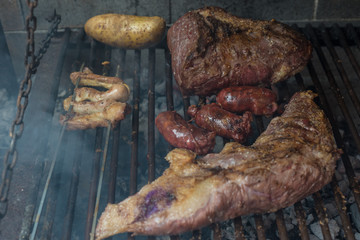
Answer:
top-left (84, 14), bottom-right (166, 49)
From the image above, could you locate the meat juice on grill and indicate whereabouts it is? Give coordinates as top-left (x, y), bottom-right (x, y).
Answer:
top-left (95, 91), bottom-right (341, 239)
top-left (167, 6), bottom-right (312, 96)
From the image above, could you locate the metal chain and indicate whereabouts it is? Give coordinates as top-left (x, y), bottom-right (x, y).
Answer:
top-left (0, 1), bottom-right (61, 218)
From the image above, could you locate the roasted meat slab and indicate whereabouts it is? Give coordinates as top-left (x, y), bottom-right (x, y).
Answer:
top-left (95, 91), bottom-right (341, 239)
top-left (167, 7), bottom-right (312, 96)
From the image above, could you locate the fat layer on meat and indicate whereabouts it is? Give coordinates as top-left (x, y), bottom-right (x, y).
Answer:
top-left (95, 91), bottom-right (341, 239)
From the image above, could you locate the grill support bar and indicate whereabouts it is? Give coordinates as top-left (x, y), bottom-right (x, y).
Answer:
top-left (306, 24), bottom-right (360, 152)
top-left (84, 39), bottom-right (106, 240)
top-left (147, 48), bottom-right (156, 183)
top-left (307, 59), bottom-right (360, 210)
top-left (320, 24), bottom-right (360, 117)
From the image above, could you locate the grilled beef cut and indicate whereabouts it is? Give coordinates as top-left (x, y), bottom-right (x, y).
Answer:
top-left (167, 7), bottom-right (312, 96)
top-left (95, 91), bottom-right (341, 239)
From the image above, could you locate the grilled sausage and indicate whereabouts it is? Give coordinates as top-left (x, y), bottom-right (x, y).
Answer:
top-left (216, 86), bottom-right (278, 116)
top-left (155, 111), bottom-right (216, 155)
top-left (187, 103), bottom-right (253, 143)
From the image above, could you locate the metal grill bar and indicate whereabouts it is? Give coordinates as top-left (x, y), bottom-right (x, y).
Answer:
top-left (305, 55), bottom-right (359, 240)
top-left (107, 51), bottom-right (126, 205)
top-left (305, 24), bottom-right (360, 152)
top-left (165, 48), bottom-right (174, 111)
top-left (320, 24), bottom-right (360, 117)
top-left (306, 54), bottom-right (360, 211)
top-left (130, 49), bottom-right (141, 196)
top-left (84, 40), bottom-right (105, 240)
top-left (313, 192), bottom-right (332, 240)
top-left (85, 126), bottom-right (103, 240)
top-left (254, 214), bottom-right (266, 240)
top-left (147, 48), bottom-right (157, 240)
top-left (347, 24), bottom-right (360, 52)
top-left (148, 47), bottom-right (156, 183)
top-left (330, 178), bottom-right (355, 240)
top-left (61, 131), bottom-right (84, 240)
top-left (276, 210), bottom-right (289, 240)
top-left (294, 202), bottom-right (310, 240)
top-left (334, 24), bottom-right (360, 98)
top-left (234, 216), bottom-right (246, 240)
top-left (39, 129), bottom-right (68, 240)
top-left (211, 223), bottom-right (221, 240)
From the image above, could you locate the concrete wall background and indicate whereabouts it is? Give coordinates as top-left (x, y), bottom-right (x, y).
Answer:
top-left (1, 0), bottom-right (360, 32)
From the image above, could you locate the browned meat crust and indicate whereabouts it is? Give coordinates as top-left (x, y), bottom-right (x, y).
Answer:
top-left (60, 102), bottom-right (130, 130)
top-left (95, 91), bottom-right (341, 239)
top-left (70, 67), bottom-right (124, 89)
top-left (167, 7), bottom-right (312, 96)
top-left (155, 111), bottom-right (216, 155)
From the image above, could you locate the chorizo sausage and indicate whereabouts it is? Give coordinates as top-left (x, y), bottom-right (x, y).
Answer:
top-left (155, 111), bottom-right (216, 155)
top-left (216, 86), bottom-right (278, 116)
top-left (187, 103), bottom-right (253, 143)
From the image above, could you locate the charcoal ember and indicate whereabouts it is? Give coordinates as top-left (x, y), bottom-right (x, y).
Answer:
top-left (310, 222), bottom-right (323, 239)
top-left (355, 232), bottom-right (360, 240)
top-left (328, 219), bottom-right (340, 239)
top-left (350, 203), bottom-right (360, 232)
top-left (310, 219), bottom-right (340, 240)
top-left (324, 202), bottom-right (338, 219)
top-left (338, 179), bottom-right (351, 196)
top-left (309, 234), bottom-right (321, 240)
top-left (306, 213), bottom-right (314, 225)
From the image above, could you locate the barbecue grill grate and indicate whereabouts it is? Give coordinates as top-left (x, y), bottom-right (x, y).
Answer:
top-left (2, 24), bottom-right (360, 240)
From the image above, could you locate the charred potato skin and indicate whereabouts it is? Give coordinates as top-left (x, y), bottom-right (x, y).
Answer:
top-left (84, 14), bottom-right (166, 49)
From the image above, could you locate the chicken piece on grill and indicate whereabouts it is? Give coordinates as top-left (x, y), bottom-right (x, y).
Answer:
top-left (70, 67), bottom-right (124, 89)
top-left (60, 102), bottom-right (130, 130)
top-left (63, 97), bottom-right (116, 114)
top-left (72, 84), bottom-right (130, 102)
top-left (167, 6), bottom-right (312, 96)
top-left (95, 91), bottom-right (341, 239)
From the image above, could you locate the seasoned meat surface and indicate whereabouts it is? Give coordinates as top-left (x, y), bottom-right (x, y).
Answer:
top-left (95, 91), bottom-right (341, 239)
top-left (155, 111), bottom-right (216, 155)
top-left (167, 7), bottom-right (312, 96)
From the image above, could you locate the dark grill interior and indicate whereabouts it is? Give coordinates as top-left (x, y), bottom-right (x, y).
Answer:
top-left (1, 23), bottom-right (360, 240)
